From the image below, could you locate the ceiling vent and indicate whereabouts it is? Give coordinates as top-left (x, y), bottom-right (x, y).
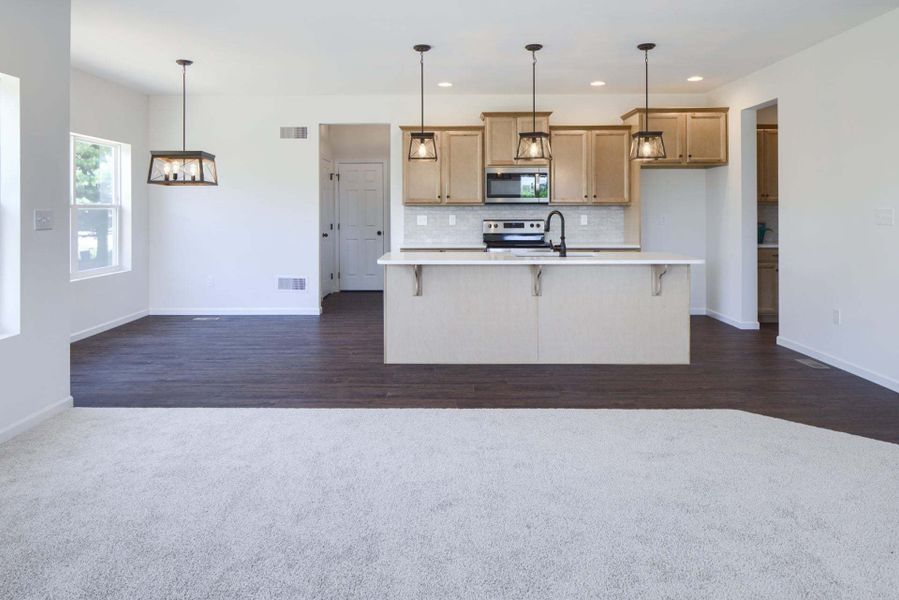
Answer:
top-left (280, 126), bottom-right (308, 139)
top-left (277, 277), bottom-right (306, 291)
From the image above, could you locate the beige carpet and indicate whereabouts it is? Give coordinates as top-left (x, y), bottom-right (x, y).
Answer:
top-left (1, 408), bottom-right (897, 599)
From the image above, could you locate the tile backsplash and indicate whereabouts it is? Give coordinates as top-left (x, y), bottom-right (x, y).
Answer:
top-left (758, 204), bottom-right (778, 243)
top-left (403, 205), bottom-right (625, 246)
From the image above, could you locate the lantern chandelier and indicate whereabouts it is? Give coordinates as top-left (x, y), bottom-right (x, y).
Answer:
top-left (147, 59), bottom-right (218, 186)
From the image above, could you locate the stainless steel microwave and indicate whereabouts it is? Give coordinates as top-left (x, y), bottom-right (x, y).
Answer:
top-left (484, 167), bottom-right (550, 204)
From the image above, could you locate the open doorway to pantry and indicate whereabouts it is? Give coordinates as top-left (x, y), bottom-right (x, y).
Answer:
top-left (318, 124), bottom-right (391, 310)
top-left (755, 103), bottom-right (779, 335)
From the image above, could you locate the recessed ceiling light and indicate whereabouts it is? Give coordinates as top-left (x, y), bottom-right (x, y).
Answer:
top-left (590, 80), bottom-right (606, 87)
top-left (687, 75), bottom-right (704, 82)
top-left (437, 81), bottom-right (453, 87)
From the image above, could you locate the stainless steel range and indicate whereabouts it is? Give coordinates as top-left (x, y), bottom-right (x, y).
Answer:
top-left (483, 219), bottom-right (549, 252)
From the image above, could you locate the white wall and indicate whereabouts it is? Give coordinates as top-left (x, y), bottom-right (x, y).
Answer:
top-left (706, 8), bottom-right (899, 391)
top-left (0, 0), bottom-right (72, 442)
top-left (641, 169), bottom-right (707, 312)
top-left (70, 69), bottom-right (150, 340)
top-left (148, 92), bottom-right (707, 314)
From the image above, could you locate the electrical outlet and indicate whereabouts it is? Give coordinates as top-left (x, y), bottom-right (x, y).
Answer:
top-left (417, 215), bottom-right (427, 226)
top-left (34, 209), bottom-right (53, 231)
top-left (875, 208), bottom-right (894, 226)
top-left (580, 215), bottom-right (588, 226)
top-left (832, 309), bottom-right (841, 325)
top-left (206, 276), bottom-right (215, 288)
top-left (449, 215), bottom-right (456, 226)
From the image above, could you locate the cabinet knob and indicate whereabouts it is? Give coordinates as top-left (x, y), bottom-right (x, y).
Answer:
top-left (688, 154), bottom-right (692, 158)
top-left (583, 195), bottom-right (587, 199)
top-left (377, 231), bottom-right (382, 236)
top-left (593, 194), bottom-right (596, 199)
top-left (446, 195), bottom-right (451, 199)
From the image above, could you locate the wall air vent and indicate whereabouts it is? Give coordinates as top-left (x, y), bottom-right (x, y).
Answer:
top-left (280, 127), bottom-right (308, 139)
top-left (277, 277), bottom-right (307, 291)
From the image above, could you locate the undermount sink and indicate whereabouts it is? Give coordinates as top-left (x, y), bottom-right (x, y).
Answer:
top-left (509, 249), bottom-right (604, 258)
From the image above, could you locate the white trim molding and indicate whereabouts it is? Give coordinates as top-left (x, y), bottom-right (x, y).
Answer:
top-left (690, 308), bottom-right (708, 316)
top-left (150, 307), bottom-right (322, 316)
top-left (706, 309), bottom-right (760, 330)
top-left (0, 396), bottom-right (73, 445)
top-left (71, 309), bottom-right (149, 342)
top-left (777, 336), bottom-right (899, 394)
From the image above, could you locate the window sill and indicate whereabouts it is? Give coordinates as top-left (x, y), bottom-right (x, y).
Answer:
top-left (70, 267), bottom-right (131, 282)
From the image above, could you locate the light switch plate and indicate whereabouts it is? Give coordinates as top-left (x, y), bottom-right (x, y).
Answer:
top-left (875, 208), bottom-right (894, 226)
top-left (34, 209), bottom-right (53, 231)
top-left (580, 215), bottom-right (588, 226)
top-left (417, 215), bottom-right (427, 226)
top-left (448, 215), bottom-right (456, 226)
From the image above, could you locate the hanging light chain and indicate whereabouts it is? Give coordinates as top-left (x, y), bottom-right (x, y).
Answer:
top-left (420, 49), bottom-right (425, 134)
top-left (181, 62), bottom-right (187, 151)
top-left (531, 48), bottom-right (537, 132)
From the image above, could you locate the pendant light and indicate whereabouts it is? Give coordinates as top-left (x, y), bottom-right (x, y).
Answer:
top-left (630, 43), bottom-right (666, 160)
top-left (515, 44), bottom-right (552, 160)
top-left (408, 44), bottom-right (437, 161)
top-left (147, 59), bottom-right (218, 185)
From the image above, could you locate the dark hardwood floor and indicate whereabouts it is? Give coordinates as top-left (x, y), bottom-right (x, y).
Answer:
top-left (71, 292), bottom-right (899, 443)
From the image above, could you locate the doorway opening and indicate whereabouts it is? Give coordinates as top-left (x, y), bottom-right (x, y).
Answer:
top-left (754, 102), bottom-right (779, 335)
top-left (319, 124), bottom-right (390, 308)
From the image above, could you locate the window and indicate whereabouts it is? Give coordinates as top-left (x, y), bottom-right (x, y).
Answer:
top-left (0, 72), bottom-right (21, 338)
top-left (70, 134), bottom-right (130, 278)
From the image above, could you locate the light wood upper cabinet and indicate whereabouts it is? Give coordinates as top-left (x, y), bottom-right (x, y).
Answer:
top-left (403, 130), bottom-right (442, 204)
top-left (549, 130), bottom-right (589, 203)
top-left (549, 127), bottom-right (630, 205)
top-left (686, 112), bottom-right (727, 163)
top-left (443, 130), bottom-right (483, 204)
top-left (591, 130), bottom-right (629, 204)
top-left (620, 108), bottom-right (728, 167)
top-left (401, 127), bottom-right (484, 205)
top-left (757, 128), bottom-right (778, 203)
top-left (482, 112), bottom-right (552, 166)
top-left (647, 113), bottom-right (686, 164)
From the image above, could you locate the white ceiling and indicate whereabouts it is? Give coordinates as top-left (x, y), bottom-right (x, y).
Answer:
top-left (71, 0), bottom-right (899, 96)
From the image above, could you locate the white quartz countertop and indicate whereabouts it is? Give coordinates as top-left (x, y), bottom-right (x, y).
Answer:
top-left (399, 242), bottom-right (641, 250)
top-left (378, 251), bottom-right (703, 266)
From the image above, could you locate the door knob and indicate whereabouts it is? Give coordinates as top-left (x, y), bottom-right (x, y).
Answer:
top-left (377, 231), bottom-right (382, 236)
top-left (322, 233), bottom-right (328, 238)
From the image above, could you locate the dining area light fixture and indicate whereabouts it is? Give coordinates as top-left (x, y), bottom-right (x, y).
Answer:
top-left (629, 43), bottom-right (667, 161)
top-left (515, 44), bottom-right (552, 161)
top-left (408, 44), bottom-right (437, 161)
top-left (147, 59), bottom-right (218, 186)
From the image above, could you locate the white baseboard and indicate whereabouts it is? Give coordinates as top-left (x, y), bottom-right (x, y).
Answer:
top-left (777, 336), bottom-right (899, 394)
top-left (706, 309), bottom-right (760, 330)
top-left (150, 307), bottom-right (322, 316)
top-left (71, 309), bottom-right (149, 342)
top-left (0, 395), bottom-right (73, 445)
top-left (690, 307), bottom-right (707, 316)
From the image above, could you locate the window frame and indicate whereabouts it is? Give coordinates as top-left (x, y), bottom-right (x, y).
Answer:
top-left (70, 132), bottom-right (124, 279)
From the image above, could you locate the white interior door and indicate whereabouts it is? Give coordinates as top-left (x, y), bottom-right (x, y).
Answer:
top-left (319, 157), bottom-right (337, 298)
top-left (338, 163), bottom-right (385, 291)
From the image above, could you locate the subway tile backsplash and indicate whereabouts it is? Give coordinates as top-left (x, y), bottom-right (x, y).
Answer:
top-left (403, 205), bottom-right (625, 246)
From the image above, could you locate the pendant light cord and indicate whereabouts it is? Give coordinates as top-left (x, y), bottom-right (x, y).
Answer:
top-left (420, 51), bottom-right (425, 134)
top-left (531, 49), bottom-right (537, 132)
top-left (644, 49), bottom-right (649, 130)
top-left (182, 62), bottom-right (187, 151)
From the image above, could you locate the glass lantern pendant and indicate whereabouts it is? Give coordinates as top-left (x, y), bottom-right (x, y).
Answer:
top-left (147, 59), bottom-right (219, 185)
top-left (630, 43), bottom-right (666, 161)
top-left (516, 44), bottom-right (552, 161)
top-left (408, 45), bottom-right (438, 161)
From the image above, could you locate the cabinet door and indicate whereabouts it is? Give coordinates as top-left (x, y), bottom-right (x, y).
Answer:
top-left (763, 130), bottom-right (778, 202)
top-left (484, 116), bottom-right (518, 166)
top-left (443, 130), bottom-right (483, 204)
top-left (591, 130), bottom-right (630, 204)
top-left (686, 112), bottom-right (727, 163)
top-left (757, 130), bottom-right (767, 202)
top-left (403, 131), bottom-right (443, 204)
top-left (758, 263), bottom-right (779, 316)
top-left (516, 116), bottom-right (550, 165)
top-left (550, 130), bottom-right (589, 204)
top-left (646, 113), bottom-right (686, 164)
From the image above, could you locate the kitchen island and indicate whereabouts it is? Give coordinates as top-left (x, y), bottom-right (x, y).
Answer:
top-left (377, 251), bottom-right (704, 364)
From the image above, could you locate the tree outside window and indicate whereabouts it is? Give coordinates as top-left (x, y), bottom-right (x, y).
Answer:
top-left (71, 135), bottom-right (122, 276)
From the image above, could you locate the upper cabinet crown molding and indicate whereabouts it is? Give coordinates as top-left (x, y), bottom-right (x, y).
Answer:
top-left (620, 107), bottom-right (729, 167)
